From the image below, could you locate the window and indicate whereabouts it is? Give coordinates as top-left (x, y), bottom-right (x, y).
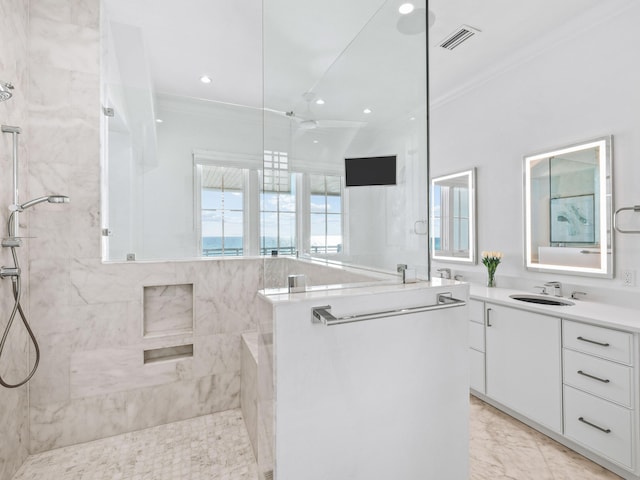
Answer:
top-left (200, 165), bottom-right (245, 256)
top-left (263, 150), bottom-right (290, 192)
top-left (261, 151), bottom-right (297, 255)
top-left (309, 174), bottom-right (342, 254)
top-left (196, 152), bottom-right (343, 258)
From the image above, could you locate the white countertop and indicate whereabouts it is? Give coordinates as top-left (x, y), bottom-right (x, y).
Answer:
top-left (260, 277), bottom-right (465, 305)
top-left (470, 284), bottom-right (640, 333)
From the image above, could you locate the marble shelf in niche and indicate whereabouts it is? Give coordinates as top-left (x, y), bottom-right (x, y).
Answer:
top-left (143, 344), bottom-right (194, 365)
top-left (143, 283), bottom-right (194, 338)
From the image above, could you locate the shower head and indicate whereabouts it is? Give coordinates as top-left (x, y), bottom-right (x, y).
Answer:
top-left (0, 81), bottom-right (14, 103)
top-left (19, 195), bottom-right (70, 211)
top-left (47, 195), bottom-right (70, 204)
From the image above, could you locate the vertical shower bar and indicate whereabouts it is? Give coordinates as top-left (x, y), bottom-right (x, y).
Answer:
top-left (2, 125), bottom-right (22, 238)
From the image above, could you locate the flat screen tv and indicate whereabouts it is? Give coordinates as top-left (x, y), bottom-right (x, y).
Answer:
top-left (345, 155), bottom-right (397, 187)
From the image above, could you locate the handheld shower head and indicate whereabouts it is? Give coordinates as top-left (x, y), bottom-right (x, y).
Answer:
top-left (46, 195), bottom-right (70, 204)
top-left (0, 82), bottom-right (14, 103)
top-left (6, 195), bottom-right (70, 241)
top-left (19, 195), bottom-right (70, 211)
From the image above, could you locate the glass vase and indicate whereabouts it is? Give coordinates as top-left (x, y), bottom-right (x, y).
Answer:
top-left (487, 271), bottom-right (496, 288)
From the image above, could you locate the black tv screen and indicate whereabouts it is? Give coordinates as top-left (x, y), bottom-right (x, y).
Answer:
top-left (345, 155), bottom-right (397, 187)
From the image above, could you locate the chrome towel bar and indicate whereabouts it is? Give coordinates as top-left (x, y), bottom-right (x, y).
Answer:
top-left (613, 205), bottom-right (640, 234)
top-left (311, 293), bottom-right (466, 326)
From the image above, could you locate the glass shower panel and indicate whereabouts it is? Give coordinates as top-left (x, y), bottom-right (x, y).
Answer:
top-left (263, 0), bottom-right (429, 290)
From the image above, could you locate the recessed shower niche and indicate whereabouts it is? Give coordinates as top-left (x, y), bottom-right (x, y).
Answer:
top-left (143, 284), bottom-right (194, 337)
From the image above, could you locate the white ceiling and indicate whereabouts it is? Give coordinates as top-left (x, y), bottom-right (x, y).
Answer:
top-left (104, 0), bottom-right (610, 119)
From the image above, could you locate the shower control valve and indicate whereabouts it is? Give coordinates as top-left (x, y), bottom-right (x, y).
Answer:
top-left (0, 266), bottom-right (21, 278)
top-left (1, 238), bottom-right (22, 248)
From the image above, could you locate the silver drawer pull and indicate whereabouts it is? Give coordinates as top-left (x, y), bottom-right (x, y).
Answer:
top-left (577, 336), bottom-right (610, 347)
top-left (577, 370), bottom-right (610, 383)
top-left (578, 417), bottom-right (611, 434)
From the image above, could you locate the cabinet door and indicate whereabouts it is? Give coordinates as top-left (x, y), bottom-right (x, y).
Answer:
top-left (469, 348), bottom-right (485, 394)
top-left (469, 320), bottom-right (485, 352)
top-left (469, 299), bottom-right (484, 324)
top-left (485, 304), bottom-right (562, 433)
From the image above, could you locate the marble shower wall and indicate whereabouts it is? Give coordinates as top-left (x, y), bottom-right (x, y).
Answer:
top-left (27, 256), bottom-right (264, 453)
top-left (22, 0), bottom-right (388, 457)
top-left (24, 0), bottom-right (266, 454)
top-left (0, 1), bottom-right (30, 479)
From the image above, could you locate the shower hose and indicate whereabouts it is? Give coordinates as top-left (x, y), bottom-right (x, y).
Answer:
top-left (0, 211), bottom-right (40, 388)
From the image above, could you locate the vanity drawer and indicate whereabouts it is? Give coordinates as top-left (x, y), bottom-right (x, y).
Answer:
top-left (564, 386), bottom-right (633, 469)
top-left (563, 321), bottom-right (633, 365)
top-left (469, 320), bottom-right (485, 352)
top-left (563, 349), bottom-right (632, 407)
top-left (469, 299), bottom-right (484, 324)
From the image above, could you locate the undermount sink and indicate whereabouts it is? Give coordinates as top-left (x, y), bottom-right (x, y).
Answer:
top-left (509, 294), bottom-right (575, 306)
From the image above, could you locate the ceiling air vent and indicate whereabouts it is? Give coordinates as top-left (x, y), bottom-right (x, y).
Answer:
top-left (439, 25), bottom-right (480, 50)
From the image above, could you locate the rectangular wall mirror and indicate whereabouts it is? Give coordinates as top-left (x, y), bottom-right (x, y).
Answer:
top-left (430, 168), bottom-right (476, 264)
top-left (524, 136), bottom-right (613, 278)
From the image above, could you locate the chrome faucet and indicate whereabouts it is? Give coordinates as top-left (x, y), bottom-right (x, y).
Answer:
top-left (544, 281), bottom-right (563, 297)
top-left (437, 268), bottom-right (451, 279)
top-left (397, 264), bottom-right (417, 284)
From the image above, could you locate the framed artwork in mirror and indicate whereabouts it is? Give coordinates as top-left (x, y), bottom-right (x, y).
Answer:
top-left (550, 194), bottom-right (595, 244)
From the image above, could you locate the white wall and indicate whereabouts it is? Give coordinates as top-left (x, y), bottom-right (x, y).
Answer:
top-left (430, 1), bottom-right (640, 301)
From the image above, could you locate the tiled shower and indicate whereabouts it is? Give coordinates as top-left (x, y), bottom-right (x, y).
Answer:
top-left (0, 2), bottom-right (270, 478)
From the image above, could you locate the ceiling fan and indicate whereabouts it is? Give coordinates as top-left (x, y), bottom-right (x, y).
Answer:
top-left (265, 91), bottom-right (366, 132)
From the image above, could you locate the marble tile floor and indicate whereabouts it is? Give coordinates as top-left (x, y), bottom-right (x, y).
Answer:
top-left (11, 409), bottom-right (257, 480)
top-left (11, 397), bottom-right (621, 480)
top-left (470, 395), bottom-right (622, 479)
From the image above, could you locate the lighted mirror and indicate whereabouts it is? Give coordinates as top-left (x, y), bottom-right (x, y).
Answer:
top-left (524, 136), bottom-right (612, 277)
top-left (430, 169), bottom-right (476, 264)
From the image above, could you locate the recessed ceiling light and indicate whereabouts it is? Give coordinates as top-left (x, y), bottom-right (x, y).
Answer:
top-left (313, 140), bottom-right (319, 144)
top-left (363, 108), bottom-right (372, 114)
top-left (409, 116), bottom-right (416, 121)
top-left (156, 118), bottom-right (163, 123)
top-left (399, 3), bottom-right (414, 14)
top-left (315, 99), bottom-right (325, 105)
top-left (200, 75), bottom-right (212, 84)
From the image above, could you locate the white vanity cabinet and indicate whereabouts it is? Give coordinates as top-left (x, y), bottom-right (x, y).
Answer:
top-left (471, 286), bottom-right (640, 478)
top-left (562, 320), bottom-right (636, 471)
top-left (484, 303), bottom-right (562, 433)
top-left (468, 299), bottom-right (485, 394)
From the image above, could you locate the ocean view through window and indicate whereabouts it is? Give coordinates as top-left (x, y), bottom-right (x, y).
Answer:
top-left (197, 153), bottom-right (344, 258)
top-left (201, 165), bottom-right (245, 256)
top-left (310, 174), bottom-right (343, 254)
